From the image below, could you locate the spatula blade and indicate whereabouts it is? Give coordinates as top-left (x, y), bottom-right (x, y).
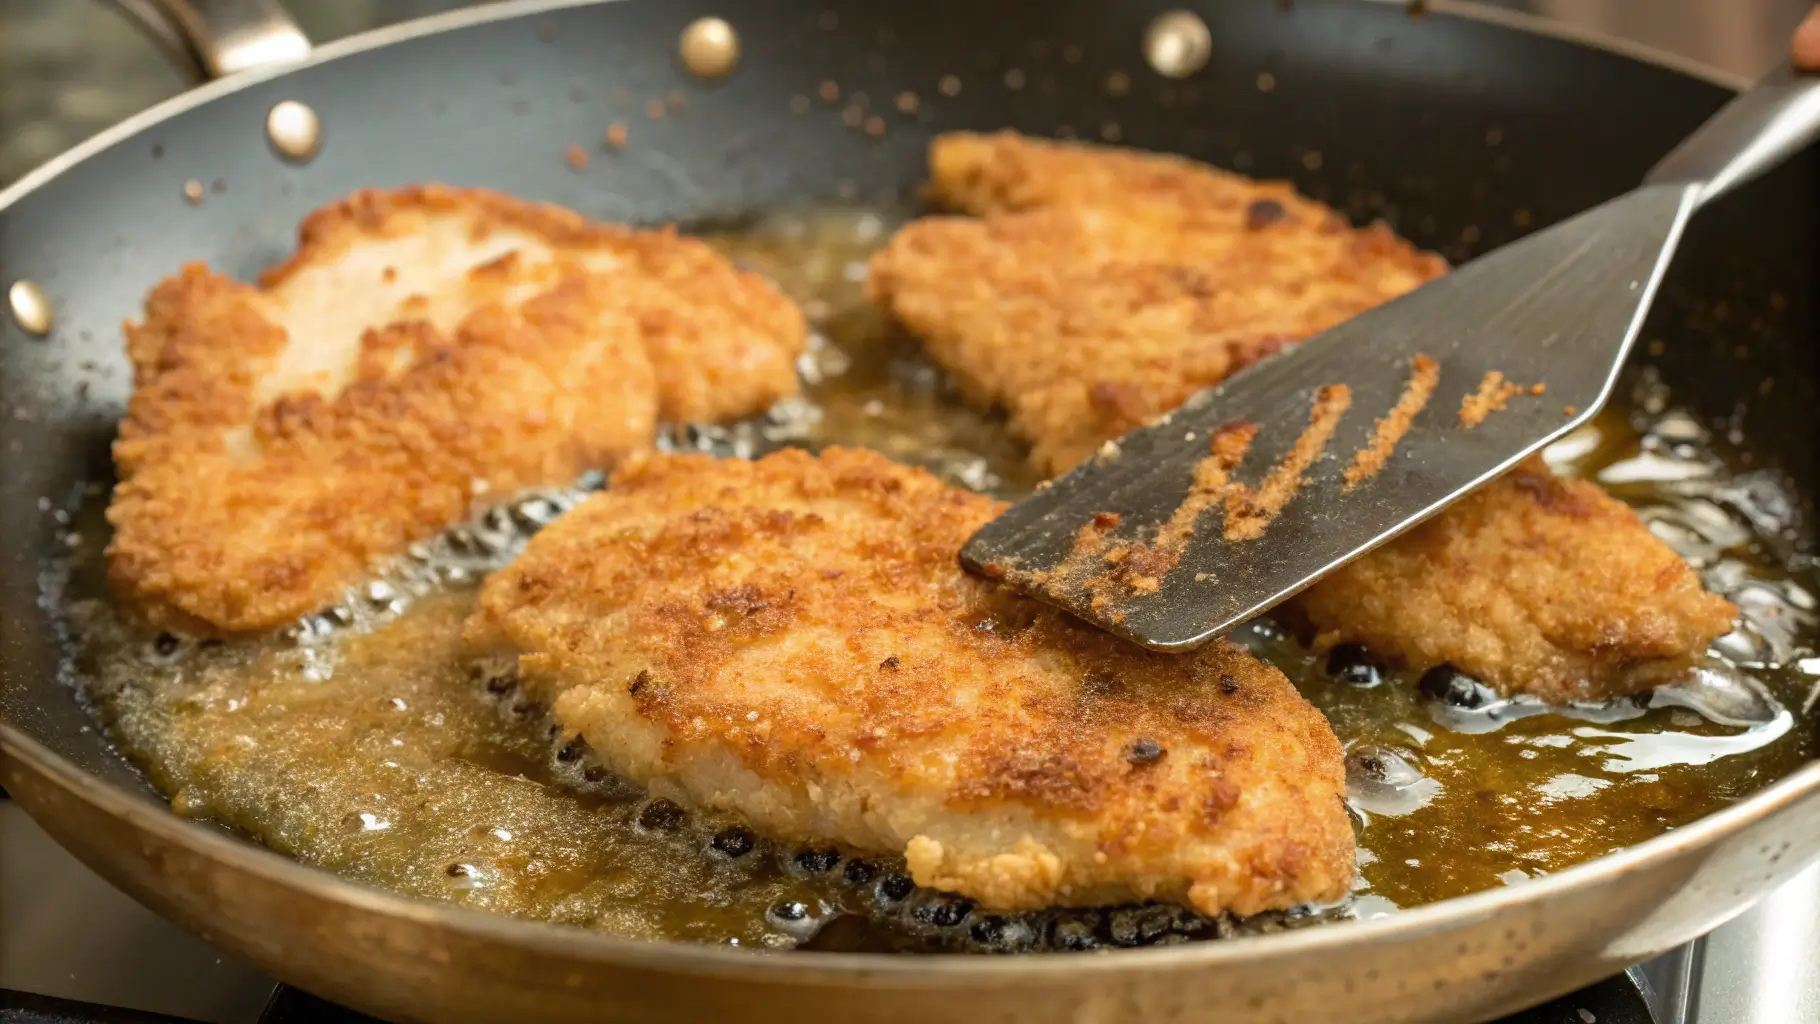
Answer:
top-left (961, 184), bottom-right (1699, 652)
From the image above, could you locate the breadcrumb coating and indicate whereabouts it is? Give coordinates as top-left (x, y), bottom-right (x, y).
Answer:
top-left (108, 185), bottom-right (804, 632)
top-left (467, 447), bottom-right (1353, 916)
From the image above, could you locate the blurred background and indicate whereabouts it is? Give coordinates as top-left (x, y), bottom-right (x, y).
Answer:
top-left (0, 0), bottom-right (1812, 189)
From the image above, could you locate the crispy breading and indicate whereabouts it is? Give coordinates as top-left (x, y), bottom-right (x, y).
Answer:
top-left (871, 133), bottom-right (1445, 474)
top-left (871, 131), bottom-right (1735, 699)
top-left (1294, 458), bottom-right (1738, 704)
top-left (931, 127), bottom-right (1362, 219)
top-left (108, 186), bottom-right (806, 633)
top-left (465, 447), bottom-right (1352, 917)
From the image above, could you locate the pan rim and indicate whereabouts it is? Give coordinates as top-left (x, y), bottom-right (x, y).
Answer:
top-left (9, 719), bottom-right (1820, 978)
top-left (0, 0), bottom-right (1750, 219)
top-left (0, 0), bottom-right (1798, 980)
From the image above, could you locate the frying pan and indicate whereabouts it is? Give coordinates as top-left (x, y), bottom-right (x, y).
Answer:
top-left (1, 1), bottom-right (1816, 1022)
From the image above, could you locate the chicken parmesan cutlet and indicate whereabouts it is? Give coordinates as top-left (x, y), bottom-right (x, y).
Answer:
top-left (465, 447), bottom-right (1353, 917)
top-left (108, 186), bottom-right (805, 633)
top-left (869, 132), bottom-right (1735, 701)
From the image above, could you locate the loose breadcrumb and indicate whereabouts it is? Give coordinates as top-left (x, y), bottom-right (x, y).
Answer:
top-left (1345, 355), bottom-right (1440, 488)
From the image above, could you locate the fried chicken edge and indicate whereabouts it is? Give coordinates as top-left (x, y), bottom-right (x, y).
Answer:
top-left (107, 185), bottom-right (808, 634)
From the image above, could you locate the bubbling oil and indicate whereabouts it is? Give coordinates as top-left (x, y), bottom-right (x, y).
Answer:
top-left (51, 206), bottom-right (1819, 952)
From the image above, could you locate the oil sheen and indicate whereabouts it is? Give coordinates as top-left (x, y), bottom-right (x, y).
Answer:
top-left (51, 206), bottom-right (1819, 953)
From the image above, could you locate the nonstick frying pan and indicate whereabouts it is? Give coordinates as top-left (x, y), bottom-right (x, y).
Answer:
top-left (2, 1), bottom-right (1817, 1022)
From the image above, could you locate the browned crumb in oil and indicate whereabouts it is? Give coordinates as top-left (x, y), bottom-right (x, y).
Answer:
top-left (604, 123), bottom-right (628, 150)
top-left (565, 145), bottom-right (588, 170)
top-left (1459, 371), bottom-right (1527, 429)
top-left (1225, 385), bottom-right (1352, 541)
top-left (1344, 355), bottom-right (1439, 488)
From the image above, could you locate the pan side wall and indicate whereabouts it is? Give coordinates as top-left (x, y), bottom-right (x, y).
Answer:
top-left (0, 1), bottom-right (1814, 1020)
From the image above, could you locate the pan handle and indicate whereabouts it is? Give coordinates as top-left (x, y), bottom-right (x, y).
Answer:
top-left (1646, 61), bottom-right (1820, 208)
top-left (109, 0), bottom-right (310, 80)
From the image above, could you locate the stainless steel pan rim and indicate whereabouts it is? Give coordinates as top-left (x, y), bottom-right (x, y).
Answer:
top-left (0, 0), bottom-right (1806, 983)
top-left (9, 720), bottom-right (1820, 978)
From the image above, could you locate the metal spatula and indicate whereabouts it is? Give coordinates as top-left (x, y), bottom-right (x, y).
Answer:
top-left (962, 63), bottom-right (1820, 652)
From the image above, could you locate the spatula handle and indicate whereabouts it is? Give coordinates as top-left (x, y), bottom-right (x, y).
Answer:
top-left (111, 0), bottom-right (310, 80)
top-left (1647, 62), bottom-right (1820, 208)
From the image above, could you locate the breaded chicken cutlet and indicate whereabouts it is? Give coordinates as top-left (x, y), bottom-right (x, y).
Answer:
top-left (108, 186), bottom-right (805, 633)
top-left (1295, 458), bottom-right (1737, 704)
top-left (869, 132), bottom-right (1735, 702)
top-left (875, 133), bottom-right (1446, 476)
top-left (465, 447), bottom-right (1353, 917)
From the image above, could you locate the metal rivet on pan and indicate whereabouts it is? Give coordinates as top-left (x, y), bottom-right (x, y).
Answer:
top-left (8, 280), bottom-right (52, 336)
top-left (266, 100), bottom-right (322, 161)
top-left (1143, 10), bottom-right (1212, 79)
top-left (679, 17), bottom-right (740, 80)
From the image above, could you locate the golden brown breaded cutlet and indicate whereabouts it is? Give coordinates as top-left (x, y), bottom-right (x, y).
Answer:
top-left (870, 132), bottom-right (1735, 700)
top-left (872, 132), bottom-right (1446, 474)
top-left (108, 186), bottom-right (805, 633)
top-left (1294, 458), bottom-right (1738, 705)
top-left (465, 447), bottom-right (1353, 917)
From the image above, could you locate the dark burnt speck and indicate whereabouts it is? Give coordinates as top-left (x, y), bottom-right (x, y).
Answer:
top-left (1049, 916), bottom-right (1101, 951)
top-left (880, 655), bottom-right (900, 670)
top-left (796, 848), bottom-right (841, 874)
top-left (913, 894), bottom-right (974, 928)
top-left (1218, 674), bottom-right (1240, 695)
top-left (710, 826), bottom-right (756, 858)
top-left (969, 914), bottom-right (1037, 952)
top-left (1418, 664), bottom-right (1494, 708)
top-left (1326, 643), bottom-right (1384, 687)
top-left (555, 739), bottom-right (586, 763)
top-left (1108, 905), bottom-right (1175, 947)
top-left (1246, 198), bottom-right (1288, 230)
top-left (770, 900), bottom-right (809, 922)
top-left (842, 858), bottom-right (877, 885)
top-left (635, 799), bottom-right (686, 831)
top-left (1126, 737), bottom-right (1165, 765)
top-left (152, 632), bottom-right (181, 658)
top-left (876, 874), bottom-right (916, 903)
